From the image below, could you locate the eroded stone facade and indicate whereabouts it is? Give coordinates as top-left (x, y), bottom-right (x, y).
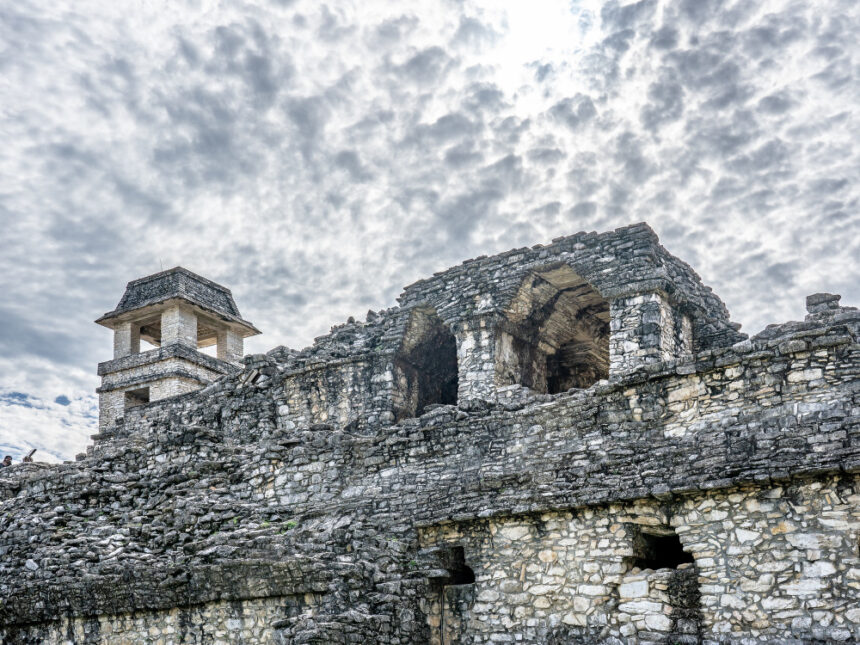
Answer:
top-left (419, 476), bottom-right (860, 644)
top-left (0, 224), bottom-right (857, 644)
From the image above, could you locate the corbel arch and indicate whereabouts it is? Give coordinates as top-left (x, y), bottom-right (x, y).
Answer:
top-left (498, 264), bottom-right (609, 393)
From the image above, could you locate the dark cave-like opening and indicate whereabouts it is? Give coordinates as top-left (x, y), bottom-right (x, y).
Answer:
top-left (631, 531), bottom-right (694, 570)
top-left (394, 309), bottom-right (458, 420)
top-left (498, 265), bottom-right (609, 394)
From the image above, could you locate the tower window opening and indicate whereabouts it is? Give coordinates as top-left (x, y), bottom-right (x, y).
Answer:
top-left (139, 338), bottom-right (159, 351)
top-left (124, 387), bottom-right (150, 410)
top-left (198, 344), bottom-right (218, 357)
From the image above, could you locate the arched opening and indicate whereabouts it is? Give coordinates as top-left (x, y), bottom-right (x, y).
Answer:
top-left (393, 308), bottom-right (458, 421)
top-left (498, 265), bottom-right (609, 394)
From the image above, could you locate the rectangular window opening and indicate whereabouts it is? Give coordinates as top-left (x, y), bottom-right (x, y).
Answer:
top-left (124, 387), bottom-right (150, 410)
top-left (631, 530), bottom-right (694, 570)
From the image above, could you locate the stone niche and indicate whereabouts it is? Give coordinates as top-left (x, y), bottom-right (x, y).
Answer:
top-left (392, 307), bottom-right (459, 421)
top-left (497, 264), bottom-right (610, 394)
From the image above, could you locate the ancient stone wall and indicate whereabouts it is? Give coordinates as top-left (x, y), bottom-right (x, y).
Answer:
top-left (96, 345), bottom-right (236, 429)
top-left (5, 595), bottom-right (316, 645)
top-left (1, 224), bottom-right (857, 644)
top-left (418, 475), bottom-right (860, 644)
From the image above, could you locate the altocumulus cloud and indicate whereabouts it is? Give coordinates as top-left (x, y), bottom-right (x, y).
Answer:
top-left (0, 0), bottom-right (857, 460)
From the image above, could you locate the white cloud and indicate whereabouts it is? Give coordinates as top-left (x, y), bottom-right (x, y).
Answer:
top-left (0, 0), bottom-right (858, 459)
top-left (0, 388), bottom-right (96, 462)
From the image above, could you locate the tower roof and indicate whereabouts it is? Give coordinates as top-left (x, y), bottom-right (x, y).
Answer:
top-left (95, 267), bottom-right (260, 336)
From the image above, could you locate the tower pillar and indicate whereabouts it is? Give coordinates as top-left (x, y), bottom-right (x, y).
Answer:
top-left (113, 322), bottom-right (140, 358)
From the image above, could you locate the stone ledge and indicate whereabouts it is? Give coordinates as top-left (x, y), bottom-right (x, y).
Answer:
top-left (96, 369), bottom-right (213, 394)
top-left (0, 560), bottom-right (332, 626)
top-left (97, 343), bottom-right (237, 377)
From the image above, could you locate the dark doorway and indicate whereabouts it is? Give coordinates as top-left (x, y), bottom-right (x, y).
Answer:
top-left (444, 546), bottom-right (475, 585)
top-left (393, 308), bottom-right (458, 420)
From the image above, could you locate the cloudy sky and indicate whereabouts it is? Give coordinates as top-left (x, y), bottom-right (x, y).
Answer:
top-left (1, 0), bottom-right (857, 462)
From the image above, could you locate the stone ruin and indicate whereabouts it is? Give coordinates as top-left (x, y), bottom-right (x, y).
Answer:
top-left (94, 266), bottom-right (260, 430)
top-left (0, 222), bottom-right (857, 644)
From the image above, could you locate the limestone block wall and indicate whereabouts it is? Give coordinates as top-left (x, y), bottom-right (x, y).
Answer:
top-left (96, 345), bottom-right (238, 430)
top-left (418, 476), bottom-right (860, 644)
top-left (276, 357), bottom-right (393, 431)
top-left (97, 372), bottom-right (211, 430)
top-left (99, 355), bottom-right (236, 394)
top-left (216, 327), bottom-right (244, 364)
top-left (609, 291), bottom-right (692, 376)
top-left (673, 477), bottom-right (860, 643)
top-left (617, 567), bottom-right (700, 643)
top-left (456, 317), bottom-right (498, 403)
top-left (150, 373), bottom-right (210, 399)
top-left (112, 321), bottom-right (141, 358)
top-left (418, 505), bottom-right (667, 644)
top-left (97, 389), bottom-right (125, 429)
top-left (5, 595), bottom-right (313, 645)
top-left (161, 303), bottom-right (198, 348)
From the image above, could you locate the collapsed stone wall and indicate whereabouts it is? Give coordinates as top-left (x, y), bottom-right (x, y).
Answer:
top-left (0, 224), bottom-right (858, 644)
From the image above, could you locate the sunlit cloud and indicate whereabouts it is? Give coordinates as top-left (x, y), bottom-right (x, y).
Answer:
top-left (1, 0), bottom-right (857, 460)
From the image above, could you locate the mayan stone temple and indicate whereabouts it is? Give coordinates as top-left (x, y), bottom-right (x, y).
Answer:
top-left (0, 223), bottom-right (858, 644)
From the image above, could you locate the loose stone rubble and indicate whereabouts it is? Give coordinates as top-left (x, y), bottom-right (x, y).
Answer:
top-left (0, 223), bottom-right (857, 644)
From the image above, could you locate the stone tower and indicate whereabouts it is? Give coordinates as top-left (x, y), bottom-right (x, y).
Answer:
top-left (95, 267), bottom-right (259, 430)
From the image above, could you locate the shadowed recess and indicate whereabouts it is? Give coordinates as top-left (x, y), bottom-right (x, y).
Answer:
top-left (498, 265), bottom-right (610, 394)
top-left (393, 307), bottom-right (458, 420)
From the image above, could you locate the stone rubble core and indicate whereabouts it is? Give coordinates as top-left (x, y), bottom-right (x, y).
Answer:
top-left (0, 222), bottom-right (858, 645)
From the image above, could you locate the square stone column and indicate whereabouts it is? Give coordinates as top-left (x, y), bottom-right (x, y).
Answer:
top-left (216, 328), bottom-right (244, 364)
top-left (455, 315), bottom-right (499, 404)
top-left (609, 291), bottom-right (692, 376)
top-left (161, 304), bottom-right (197, 348)
top-left (113, 322), bottom-right (140, 358)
